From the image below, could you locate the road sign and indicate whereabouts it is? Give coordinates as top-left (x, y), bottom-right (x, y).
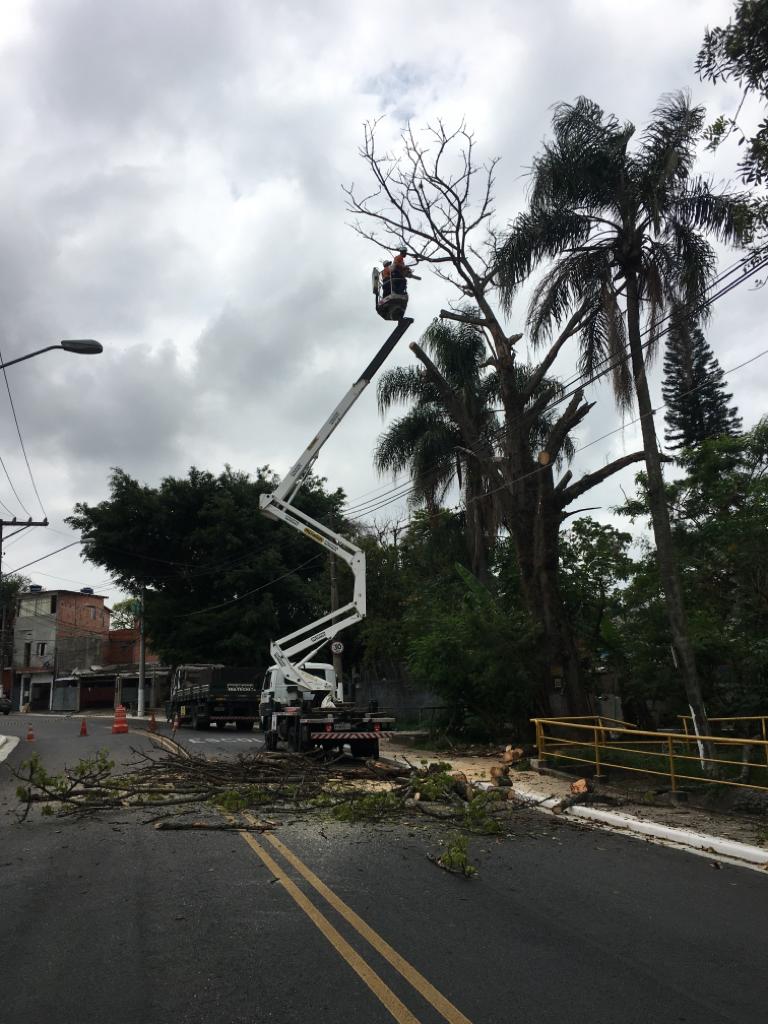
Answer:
top-left (331, 641), bottom-right (344, 655)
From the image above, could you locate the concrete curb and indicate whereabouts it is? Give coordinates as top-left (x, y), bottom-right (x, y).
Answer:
top-left (0, 734), bottom-right (20, 764)
top-left (510, 782), bottom-right (768, 871)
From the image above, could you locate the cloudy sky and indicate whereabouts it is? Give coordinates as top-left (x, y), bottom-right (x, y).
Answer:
top-left (0, 0), bottom-right (762, 605)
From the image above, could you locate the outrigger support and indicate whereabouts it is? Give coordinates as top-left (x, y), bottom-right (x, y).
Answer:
top-left (260, 317), bottom-right (414, 694)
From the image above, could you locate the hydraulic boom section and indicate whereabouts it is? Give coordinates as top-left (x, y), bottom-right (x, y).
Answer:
top-left (259, 318), bottom-right (413, 696)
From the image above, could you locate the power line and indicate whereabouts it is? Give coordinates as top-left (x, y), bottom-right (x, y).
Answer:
top-left (342, 247), bottom-right (768, 520)
top-left (179, 553), bottom-right (325, 617)
top-left (6, 541), bottom-right (80, 574)
top-left (387, 344), bottom-right (768, 536)
top-left (0, 343), bottom-right (47, 519)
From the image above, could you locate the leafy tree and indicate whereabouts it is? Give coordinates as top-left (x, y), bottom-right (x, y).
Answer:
top-left (406, 565), bottom-right (537, 739)
top-left (559, 517), bottom-right (633, 662)
top-left (697, 0), bottom-right (768, 183)
top-left (1, 573), bottom-right (29, 678)
top-left (67, 466), bottom-right (345, 668)
top-left (110, 597), bottom-right (139, 630)
top-left (662, 305), bottom-right (742, 450)
top-left (618, 420), bottom-right (768, 716)
top-left (496, 92), bottom-right (757, 746)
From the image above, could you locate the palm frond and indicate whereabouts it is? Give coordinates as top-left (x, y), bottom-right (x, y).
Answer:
top-left (527, 245), bottom-right (613, 345)
top-left (377, 366), bottom-right (440, 413)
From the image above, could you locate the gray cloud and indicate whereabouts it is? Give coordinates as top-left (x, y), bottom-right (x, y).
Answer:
top-left (0, 0), bottom-right (758, 600)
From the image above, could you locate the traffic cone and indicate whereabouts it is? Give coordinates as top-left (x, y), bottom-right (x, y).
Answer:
top-left (26, 723), bottom-right (35, 742)
top-left (148, 711), bottom-right (157, 734)
top-left (79, 718), bottom-right (88, 737)
top-left (111, 704), bottom-right (129, 735)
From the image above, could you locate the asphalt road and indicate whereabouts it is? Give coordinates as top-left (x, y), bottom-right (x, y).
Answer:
top-left (1, 714), bottom-right (766, 1024)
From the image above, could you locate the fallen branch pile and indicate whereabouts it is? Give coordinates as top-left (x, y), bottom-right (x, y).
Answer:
top-left (12, 742), bottom-right (411, 823)
top-left (12, 742), bottom-right (517, 838)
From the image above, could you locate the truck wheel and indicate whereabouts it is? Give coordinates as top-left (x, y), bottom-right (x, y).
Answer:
top-left (350, 739), bottom-right (379, 759)
top-left (265, 730), bottom-right (278, 752)
top-left (192, 710), bottom-right (208, 731)
top-left (235, 720), bottom-right (254, 732)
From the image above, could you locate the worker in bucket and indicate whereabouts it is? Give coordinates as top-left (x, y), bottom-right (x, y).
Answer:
top-left (391, 247), bottom-right (413, 294)
top-left (381, 259), bottom-right (393, 298)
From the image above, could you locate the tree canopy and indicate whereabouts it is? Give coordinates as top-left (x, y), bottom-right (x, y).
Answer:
top-left (67, 466), bottom-right (345, 668)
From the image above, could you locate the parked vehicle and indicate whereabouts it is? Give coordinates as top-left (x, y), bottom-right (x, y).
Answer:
top-left (0, 695), bottom-right (11, 715)
top-left (259, 661), bottom-right (393, 757)
top-left (165, 664), bottom-right (260, 731)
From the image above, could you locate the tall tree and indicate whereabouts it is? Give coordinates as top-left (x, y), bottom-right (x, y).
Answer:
top-left (347, 122), bottom-right (646, 714)
top-left (496, 92), bottom-right (757, 747)
top-left (697, 0), bottom-right (768, 184)
top-left (67, 466), bottom-right (344, 667)
top-left (662, 306), bottom-right (742, 450)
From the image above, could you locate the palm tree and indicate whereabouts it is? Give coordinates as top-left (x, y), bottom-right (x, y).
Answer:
top-left (375, 316), bottom-right (575, 586)
top-left (375, 318), bottom-right (499, 583)
top-left (496, 92), bottom-right (757, 747)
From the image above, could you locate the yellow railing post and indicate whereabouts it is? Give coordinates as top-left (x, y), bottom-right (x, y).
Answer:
top-left (761, 717), bottom-right (768, 769)
top-left (593, 723), bottom-right (602, 778)
top-left (536, 720), bottom-right (547, 766)
top-left (667, 734), bottom-right (677, 792)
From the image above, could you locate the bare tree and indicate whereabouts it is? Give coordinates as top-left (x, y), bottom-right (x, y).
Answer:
top-left (345, 121), bottom-right (645, 714)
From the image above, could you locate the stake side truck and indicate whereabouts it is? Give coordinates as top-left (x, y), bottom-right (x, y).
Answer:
top-left (166, 664), bottom-right (261, 731)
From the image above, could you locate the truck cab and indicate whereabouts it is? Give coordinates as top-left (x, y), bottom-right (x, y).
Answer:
top-left (260, 661), bottom-right (342, 725)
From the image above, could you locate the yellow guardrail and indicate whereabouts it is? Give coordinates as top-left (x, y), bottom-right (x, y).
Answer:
top-left (532, 716), bottom-right (768, 793)
top-left (679, 714), bottom-right (768, 757)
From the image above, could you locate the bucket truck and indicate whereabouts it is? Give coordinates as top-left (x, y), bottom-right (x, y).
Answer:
top-left (258, 317), bottom-right (413, 756)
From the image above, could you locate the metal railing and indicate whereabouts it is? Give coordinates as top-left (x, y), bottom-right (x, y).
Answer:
top-left (532, 716), bottom-right (768, 793)
top-left (678, 715), bottom-right (768, 767)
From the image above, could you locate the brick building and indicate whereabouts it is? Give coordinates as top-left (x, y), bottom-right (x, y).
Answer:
top-left (12, 586), bottom-right (110, 710)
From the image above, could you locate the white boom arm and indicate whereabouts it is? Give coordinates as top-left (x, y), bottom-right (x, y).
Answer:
top-left (260, 317), bottom-right (413, 694)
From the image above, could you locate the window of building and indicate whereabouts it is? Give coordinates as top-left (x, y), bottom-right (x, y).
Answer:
top-left (88, 606), bottom-right (96, 620)
top-left (50, 595), bottom-right (57, 614)
top-left (35, 642), bottom-right (49, 657)
top-left (23, 643), bottom-right (31, 667)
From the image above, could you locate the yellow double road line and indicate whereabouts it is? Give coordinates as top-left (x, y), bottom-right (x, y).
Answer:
top-left (239, 817), bottom-right (473, 1024)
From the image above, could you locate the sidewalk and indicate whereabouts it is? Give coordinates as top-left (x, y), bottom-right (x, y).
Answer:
top-left (381, 739), bottom-right (768, 872)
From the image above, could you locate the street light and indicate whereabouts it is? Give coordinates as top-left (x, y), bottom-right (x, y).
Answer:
top-left (0, 339), bottom-right (103, 371)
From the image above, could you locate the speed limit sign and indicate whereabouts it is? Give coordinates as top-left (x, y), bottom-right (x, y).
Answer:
top-left (331, 640), bottom-right (344, 655)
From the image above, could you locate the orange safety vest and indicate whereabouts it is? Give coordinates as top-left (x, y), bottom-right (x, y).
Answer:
top-left (381, 265), bottom-right (392, 280)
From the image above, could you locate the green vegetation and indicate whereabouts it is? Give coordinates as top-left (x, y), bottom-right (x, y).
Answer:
top-left (436, 834), bottom-right (477, 877)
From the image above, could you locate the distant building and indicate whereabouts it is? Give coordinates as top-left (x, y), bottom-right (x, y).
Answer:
top-left (12, 586), bottom-right (110, 711)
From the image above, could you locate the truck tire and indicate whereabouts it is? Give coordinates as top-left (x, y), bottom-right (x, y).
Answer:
top-left (192, 709), bottom-right (208, 731)
top-left (235, 720), bottom-right (254, 732)
top-left (264, 730), bottom-right (278, 752)
top-left (350, 739), bottom-right (379, 759)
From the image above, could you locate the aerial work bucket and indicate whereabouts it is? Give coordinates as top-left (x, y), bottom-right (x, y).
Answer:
top-left (372, 266), bottom-right (409, 321)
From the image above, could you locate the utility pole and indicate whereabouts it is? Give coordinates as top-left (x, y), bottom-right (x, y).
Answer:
top-left (137, 588), bottom-right (146, 717)
top-left (0, 517), bottom-right (48, 699)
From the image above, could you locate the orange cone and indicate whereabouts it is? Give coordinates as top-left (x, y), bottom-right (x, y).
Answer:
top-left (111, 704), bottom-right (129, 735)
top-left (79, 718), bottom-right (88, 737)
top-left (26, 723), bottom-right (35, 742)
top-left (148, 711), bottom-right (157, 734)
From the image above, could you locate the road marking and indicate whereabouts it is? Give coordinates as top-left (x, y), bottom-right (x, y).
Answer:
top-left (0, 736), bottom-right (20, 763)
top-left (239, 831), bottom-right (423, 1024)
top-left (261, 829), bottom-right (474, 1024)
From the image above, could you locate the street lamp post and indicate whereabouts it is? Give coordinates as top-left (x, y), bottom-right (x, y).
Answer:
top-left (0, 337), bottom-right (102, 706)
top-left (0, 339), bottom-right (103, 371)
